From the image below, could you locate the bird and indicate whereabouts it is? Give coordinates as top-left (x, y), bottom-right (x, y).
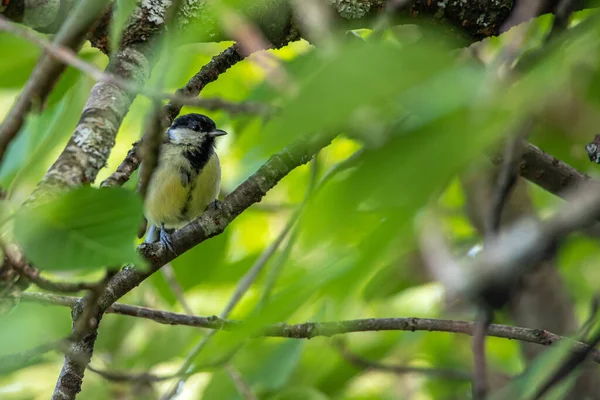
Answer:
top-left (141, 113), bottom-right (227, 254)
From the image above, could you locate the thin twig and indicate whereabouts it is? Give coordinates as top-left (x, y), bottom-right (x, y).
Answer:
top-left (0, 335), bottom-right (96, 375)
top-left (492, 142), bottom-right (600, 201)
top-left (4, 245), bottom-right (97, 293)
top-left (100, 141), bottom-right (141, 188)
top-left (487, 123), bottom-right (530, 236)
top-left (71, 269), bottom-right (118, 340)
top-left (260, 155), bottom-right (322, 308)
top-left (579, 294), bottom-right (600, 341)
top-left (333, 339), bottom-right (471, 381)
top-left (138, 0), bottom-right (197, 203)
top-left (533, 328), bottom-right (600, 399)
top-left (17, 292), bottom-right (600, 364)
top-left (138, 101), bottom-right (167, 200)
top-left (161, 263), bottom-right (193, 315)
top-left (86, 364), bottom-right (189, 383)
top-left (86, 352), bottom-right (235, 384)
top-left (472, 309), bottom-right (493, 400)
top-left (545, 0), bottom-right (578, 43)
top-left (226, 364), bottom-right (258, 400)
top-left (0, 339), bottom-right (65, 374)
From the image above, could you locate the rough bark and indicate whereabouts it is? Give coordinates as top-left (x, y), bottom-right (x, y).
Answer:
top-left (3, 0), bottom-right (517, 48)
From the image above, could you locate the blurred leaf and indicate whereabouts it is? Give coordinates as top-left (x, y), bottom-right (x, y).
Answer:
top-left (267, 386), bottom-right (330, 400)
top-left (109, 0), bottom-right (138, 54)
top-left (250, 340), bottom-right (304, 392)
top-left (204, 339), bottom-right (305, 399)
top-left (491, 338), bottom-right (579, 400)
top-left (203, 369), bottom-right (239, 400)
top-left (0, 32), bottom-right (41, 89)
top-left (14, 187), bottom-right (143, 271)
top-left (361, 262), bottom-right (421, 302)
top-left (0, 77), bottom-right (92, 191)
top-left (0, 302), bottom-right (70, 359)
top-left (254, 39), bottom-right (472, 154)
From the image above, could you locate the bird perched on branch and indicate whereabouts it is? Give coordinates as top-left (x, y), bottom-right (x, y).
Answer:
top-left (141, 113), bottom-right (227, 254)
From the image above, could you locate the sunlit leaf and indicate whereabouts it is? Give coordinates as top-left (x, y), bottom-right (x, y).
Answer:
top-left (0, 32), bottom-right (41, 89)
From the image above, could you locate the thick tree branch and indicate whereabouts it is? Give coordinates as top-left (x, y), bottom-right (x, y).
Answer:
top-left (28, 26), bottom-right (154, 201)
top-left (2, 0), bottom-right (545, 52)
top-left (492, 142), bottom-right (600, 199)
top-left (18, 292), bottom-right (600, 364)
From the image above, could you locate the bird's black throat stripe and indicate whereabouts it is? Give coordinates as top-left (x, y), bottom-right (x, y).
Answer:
top-left (178, 137), bottom-right (215, 219)
top-left (183, 137), bottom-right (215, 173)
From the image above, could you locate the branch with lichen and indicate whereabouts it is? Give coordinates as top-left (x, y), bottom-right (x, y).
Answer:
top-left (2, 0), bottom-right (524, 47)
top-left (18, 292), bottom-right (600, 365)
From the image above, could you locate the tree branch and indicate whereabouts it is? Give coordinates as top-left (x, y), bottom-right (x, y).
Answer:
top-left (2, 0), bottom-right (517, 44)
top-left (4, 245), bottom-right (99, 293)
top-left (492, 142), bottom-right (600, 200)
top-left (18, 291), bottom-right (600, 364)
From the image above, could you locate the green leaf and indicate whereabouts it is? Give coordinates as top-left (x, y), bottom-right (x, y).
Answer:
top-left (255, 40), bottom-right (461, 153)
top-left (203, 340), bottom-right (305, 399)
top-left (249, 340), bottom-right (305, 391)
top-left (0, 33), bottom-right (41, 89)
top-left (491, 338), bottom-right (580, 400)
top-left (267, 387), bottom-right (329, 400)
top-left (0, 76), bottom-right (93, 191)
top-left (14, 187), bottom-right (144, 271)
top-left (109, 0), bottom-right (138, 54)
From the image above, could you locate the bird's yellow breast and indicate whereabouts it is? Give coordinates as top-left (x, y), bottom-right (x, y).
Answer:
top-left (144, 145), bottom-right (221, 229)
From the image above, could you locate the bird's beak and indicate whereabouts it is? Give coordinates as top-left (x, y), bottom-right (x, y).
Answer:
top-left (208, 129), bottom-right (228, 137)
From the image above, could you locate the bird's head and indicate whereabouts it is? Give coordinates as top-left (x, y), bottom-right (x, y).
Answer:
top-left (167, 113), bottom-right (227, 146)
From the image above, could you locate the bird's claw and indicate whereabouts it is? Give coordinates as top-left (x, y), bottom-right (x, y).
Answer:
top-left (159, 227), bottom-right (177, 256)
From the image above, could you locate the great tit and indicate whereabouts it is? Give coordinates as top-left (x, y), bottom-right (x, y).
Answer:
top-left (142, 113), bottom-right (227, 254)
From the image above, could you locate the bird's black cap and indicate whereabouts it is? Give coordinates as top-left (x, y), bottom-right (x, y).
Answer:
top-left (171, 113), bottom-right (217, 133)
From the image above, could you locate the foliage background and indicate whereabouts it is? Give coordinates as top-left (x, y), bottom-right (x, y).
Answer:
top-left (1, 2), bottom-right (600, 400)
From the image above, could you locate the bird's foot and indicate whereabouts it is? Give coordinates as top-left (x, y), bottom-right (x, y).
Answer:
top-left (206, 199), bottom-right (222, 212)
top-left (159, 226), bottom-right (177, 256)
